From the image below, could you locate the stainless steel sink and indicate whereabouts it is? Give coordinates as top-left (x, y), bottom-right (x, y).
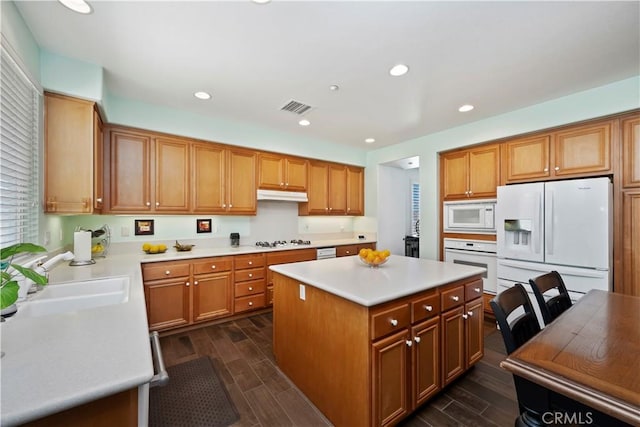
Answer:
top-left (15, 276), bottom-right (129, 318)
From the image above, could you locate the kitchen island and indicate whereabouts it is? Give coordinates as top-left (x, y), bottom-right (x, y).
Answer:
top-left (270, 255), bottom-right (486, 427)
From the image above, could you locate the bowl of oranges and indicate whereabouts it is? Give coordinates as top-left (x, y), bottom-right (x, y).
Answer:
top-left (142, 243), bottom-right (167, 254)
top-left (358, 248), bottom-right (390, 268)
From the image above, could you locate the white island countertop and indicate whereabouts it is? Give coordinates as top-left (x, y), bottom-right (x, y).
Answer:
top-left (0, 238), bottom-right (375, 426)
top-left (270, 255), bottom-right (486, 306)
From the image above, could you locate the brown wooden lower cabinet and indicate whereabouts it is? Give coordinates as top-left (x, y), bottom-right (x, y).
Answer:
top-left (273, 273), bottom-right (483, 427)
top-left (23, 388), bottom-right (138, 427)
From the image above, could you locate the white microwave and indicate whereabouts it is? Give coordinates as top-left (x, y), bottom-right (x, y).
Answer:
top-left (443, 200), bottom-right (496, 233)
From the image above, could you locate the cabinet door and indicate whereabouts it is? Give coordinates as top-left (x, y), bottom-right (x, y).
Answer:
top-left (464, 298), bottom-right (484, 367)
top-left (329, 164), bottom-right (347, 214)
top-left (44, 93), bottom-right (95, 213)
top-left (372, 329), bottom-right (410, 427)
top-left (227, 148), bottom-right (256, 214)
top-left (468, 144), bottom-right (499, 198)
top-left (192, 142), bottom-right (226, 213)
top-left (441, 151), bottom-right (469, 200)
top-left (553, 121), bottom-right (611, 176)
top-left (257, 153), bottom-right (285, 190)
top-left (109, 130), bottom-right (152, 212)
top-left (303, 161), bottom-right (330, 214)
top-left (93, 110), bottom-right (104, 211)
top-left (622, 116), bottom-right (640, 188)
top-left (144, 279), bottom-right (190, 331)
top-left (503, 135), bottom-right (551, 182)
top-left (155, 137), bottom-right (190, 212)
top-left (622, 191), bottom-right (640, 296)
top-left (441, 306), bottom-right (465, 386)
top-left (285, 157), bottom-right (308, 192)
top-left (193, 273), bottom-right (232, 322)
top-left (411, 317), bottom-right (440, 408)
top-left (346, 167), bottom-right (364, 216)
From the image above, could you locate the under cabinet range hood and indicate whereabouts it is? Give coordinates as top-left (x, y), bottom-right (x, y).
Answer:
top-left (256, 189), bottom-right (308, 202)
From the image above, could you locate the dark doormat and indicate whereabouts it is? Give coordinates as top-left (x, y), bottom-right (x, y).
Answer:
top-left (150, 356), bottom-right (240, 427)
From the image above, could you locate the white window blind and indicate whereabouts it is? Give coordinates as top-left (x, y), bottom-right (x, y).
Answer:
top-left (411, 182), bottom-right (420, 235)
top-left (0, 46), bottom-right (41, 248)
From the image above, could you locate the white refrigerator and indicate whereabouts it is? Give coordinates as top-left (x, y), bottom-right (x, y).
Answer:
top-left (496, 177), bottom-right (612, 326)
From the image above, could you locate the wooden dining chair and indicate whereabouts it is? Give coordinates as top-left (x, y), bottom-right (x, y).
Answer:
top-left (490, 284), bottom-right (544, 427)
top-left (529, 271), bottom-right (572, 326)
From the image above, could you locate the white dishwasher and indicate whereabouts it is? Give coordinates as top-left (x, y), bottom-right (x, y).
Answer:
top-left (316, 247), bottom-right (337, 260)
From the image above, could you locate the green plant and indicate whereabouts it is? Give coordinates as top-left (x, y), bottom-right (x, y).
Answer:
top-left (1, 243), bottom-right (48, 309)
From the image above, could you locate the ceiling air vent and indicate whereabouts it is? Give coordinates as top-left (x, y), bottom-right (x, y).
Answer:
top-left (280, 99), bottom-right (313, 115)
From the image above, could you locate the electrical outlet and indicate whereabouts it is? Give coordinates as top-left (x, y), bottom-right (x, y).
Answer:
top-left (59, 229), bottom-right (63, 241)
top-left (121, 226), bottom-right (130, 237)
top-left (299, 284), bottom-right (306, 301)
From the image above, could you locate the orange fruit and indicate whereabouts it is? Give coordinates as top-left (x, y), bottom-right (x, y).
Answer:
top-left (359, 248), bottom-right (369, 258)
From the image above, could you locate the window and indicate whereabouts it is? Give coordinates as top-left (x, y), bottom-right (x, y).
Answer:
top-left (411, 182), bottom-right (420, 236)
top-left (0, 46), bottom-right (41, 248)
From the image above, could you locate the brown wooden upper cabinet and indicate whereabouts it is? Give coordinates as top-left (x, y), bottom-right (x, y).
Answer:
top-left (503, 120), bottom-right (613, 183)
top-left (441, 144), bottom-right (500, 200)
top-left (44, 92), bottom-right (103, 214)
top-left (105, 128), bottom-right (190, 213)
top-left (191, 143), bottom-right (257, 215)
top-left (299, 160), bottom-right (364, 215)
top-left (258, 152), bottom-right (308, 192)
top-left (622, 114), bottom-right (640, 188)
top-left (104, 127), bottom-right (256, 215)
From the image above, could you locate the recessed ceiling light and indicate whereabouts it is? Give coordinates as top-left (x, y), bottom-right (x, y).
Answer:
top-left (299, 119), bottom-right (311, 126)
top-left (458, 104), bottom-right (474, 112)
top-left (329, 85), bottom-right (340, 91)
top-left (252, 0), bottom-right (271, 4)
top-left (389, 64), bottom-right (409, 77)
top-left (365, 138), bottom-right (375, 144)
top-left (59, 0), bottom-right (92, 14)
top-left (194, 91), bottom-right (211, 100)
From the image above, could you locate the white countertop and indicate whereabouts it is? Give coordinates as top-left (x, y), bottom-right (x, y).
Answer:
top-left (270, 255), bottom-right (486, 306)
top-left (0, 238), bottom-right (373, 426)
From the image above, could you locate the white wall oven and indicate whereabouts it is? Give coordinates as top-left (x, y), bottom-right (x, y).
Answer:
top-left (444, 238), bottom-right (497, 294)
top-left (443, 199), bottom-right (496, 233)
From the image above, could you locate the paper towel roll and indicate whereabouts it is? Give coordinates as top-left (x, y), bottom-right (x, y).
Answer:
top-left (73, 231), bottom-right (92, 262)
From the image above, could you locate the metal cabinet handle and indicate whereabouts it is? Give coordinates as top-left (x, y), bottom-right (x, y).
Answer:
top-left (248, 287), bottom-right (253, 291)
top-left (165, 270), bottom-right (171, 275)
top-left (249, 273), bottom-right (253, 278)
top-left (414, 336), bottom-right (421, 343)
top-left (211, 265), bottom-right (216, 269)
top-left (146, 202), bottom-right (151, 206)
top-left (96, 198), bottom-right (103, 203)
top-left (280, 182), bottom-right (284, 186)
top-left (194, 281), bottom-right (199, 285)
top-left (248, 301), bottom-right (253, 306)
top-left (229, 204), bottom-right (232, 208)
top-left (463, 314), bottom-right (468, 319)
top-left (222, 203), bottom-right (226, 208)
top-left (186, 282), bottom-right (190, 287)
top-left (345, 250), bottom-right (350, 254)
top-left (424, 305), bottom-right (433, 312)
top-left (467, 311), bottom-right (474, 317)
top-left (156, 202), bottom-right (160, 207)
top-left (452, 295), bottom-right (459, 302)
top-left (390, 319), bottom-right (398, 326)
top-left (248, 261), bottom-right (253, 265)
top-left (406, 340), bottom-right (413, 347)
top-left (474, 287), bottom-right (480, 293)
top-left (544, 167), bottom-right (549, 172)
top-left (555, 166), bottom-right (560, 171)
top-left (149, 331), bottom-right (169, 388)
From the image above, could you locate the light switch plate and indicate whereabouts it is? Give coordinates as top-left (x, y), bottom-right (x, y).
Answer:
top-left (299, 284), bottom-right (306, 300)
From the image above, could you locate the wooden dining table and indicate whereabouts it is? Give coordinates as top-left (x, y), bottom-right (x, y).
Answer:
top-left (501, 289), bottom-right (640, 426)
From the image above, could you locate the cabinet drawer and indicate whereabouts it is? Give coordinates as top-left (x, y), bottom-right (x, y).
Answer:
top-left (465, 280), bottom-right (483, 301)
top-left (235, 294), bottom-right (266, 313)
top-left (441, 286), bottom-right (465, 311)
top-left (235, 254), bottom-right (265, 269)
top-left (235, 280), bottom-right (266, 297)
top-left (192, 257), bottom-right (232, 275)
top-left (234, 267), bottom-right (265, 283)
top-left (412, 293), bottom-right (440, 323)
top-left (371, 303), bottom-right (410, 341)
top-left (266, 286), bottom-right (274, 306)
top-left (142, 262), bottom-right (190, 281)
top-left (337, 245), bottom-right (358, 257)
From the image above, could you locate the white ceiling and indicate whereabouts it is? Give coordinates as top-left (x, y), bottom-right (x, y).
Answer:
top-left (14, 1), bottom-right (640, 150)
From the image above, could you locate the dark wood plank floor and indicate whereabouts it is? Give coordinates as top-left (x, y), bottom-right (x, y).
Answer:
top-left (159, 313), bottom-right (518, 427)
